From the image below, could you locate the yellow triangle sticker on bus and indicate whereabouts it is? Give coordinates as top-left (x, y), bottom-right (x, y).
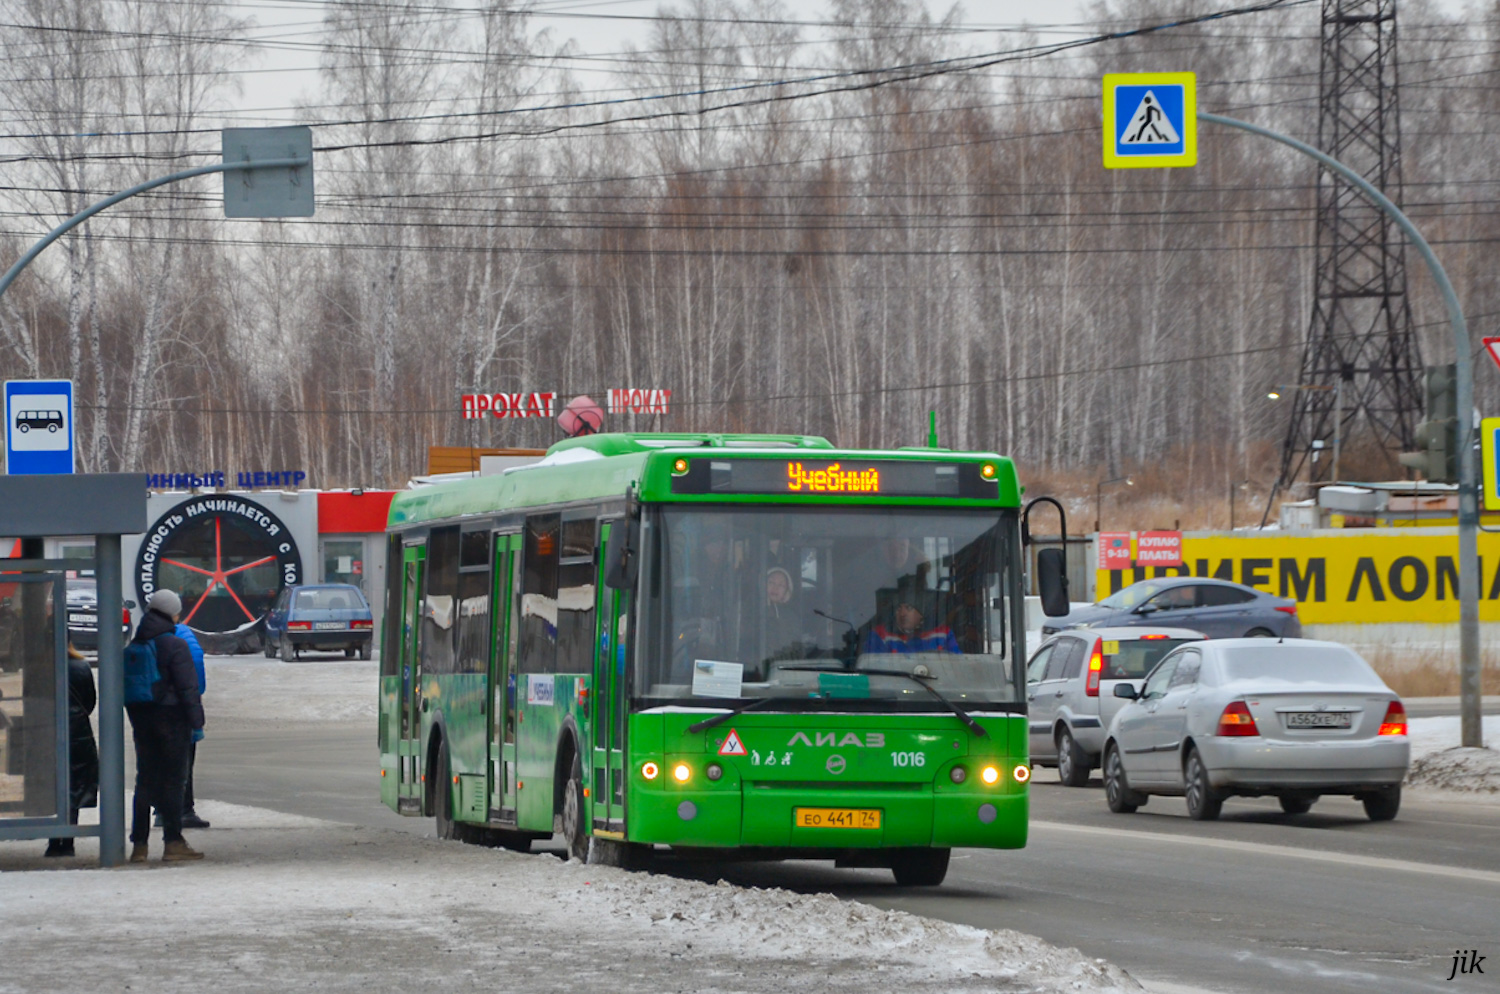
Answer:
top-left (719, 729), bottom-right (748, 756)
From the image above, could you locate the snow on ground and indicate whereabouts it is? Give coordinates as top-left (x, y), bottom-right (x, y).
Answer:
top-left (204, 653), bottom-right (378, 722)
top-left (0, 653), bottom-right (1143, 993)
top-left (1407, 715), bottom-right (1500, 793)
top-left (0, 815), bottom-right (1141, 994)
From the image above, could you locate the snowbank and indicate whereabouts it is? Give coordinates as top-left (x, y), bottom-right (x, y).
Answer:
top-left (0, 814), bottom-right (1141, 994)
top-left (1407, 715), bottom-right (1500, 793)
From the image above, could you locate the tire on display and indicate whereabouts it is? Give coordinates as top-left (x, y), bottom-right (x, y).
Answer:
top-left (1104, 744), bottom-right (1145, 814)
top-left (1056, 726), bottom-right (1091, 787)
top-left (1361, 785), bottom-right (1401, 822)
top-left (889, 848), bottom-right (951, 887)
top-left (1279, 796), bottom-right (1314, 815)
top-left (562, 750), bottom-right (589, 862)
top-left (435, 738), bottom-right (459, 841)
top-left (279, 638), bottom-right (293, 663)
top-left (1184, 748), bottom-right (1224, 821)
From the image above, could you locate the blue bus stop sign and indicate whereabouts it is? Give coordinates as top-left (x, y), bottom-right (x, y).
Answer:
top-left (4, 378), bottom-right (75, 474)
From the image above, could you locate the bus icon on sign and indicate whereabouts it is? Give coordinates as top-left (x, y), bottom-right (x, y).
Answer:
top-left (15, 410), bottom-right (64, 433)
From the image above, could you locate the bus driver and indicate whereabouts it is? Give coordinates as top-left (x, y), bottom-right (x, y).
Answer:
top-left (862, 585), bottom-right (960, 655)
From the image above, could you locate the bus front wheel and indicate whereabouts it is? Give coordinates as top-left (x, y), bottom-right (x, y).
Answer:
top-left (889, 847), bottom-right (950, 887)
top-left (562, 751), bottom-right (589, 861)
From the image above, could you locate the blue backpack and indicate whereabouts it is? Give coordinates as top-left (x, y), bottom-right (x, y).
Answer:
top-left (123, 637), bottom-right (162, 705)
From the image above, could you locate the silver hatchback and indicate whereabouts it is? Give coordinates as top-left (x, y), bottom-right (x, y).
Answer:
top-left (1026, 627), bottom-right (1205, 786)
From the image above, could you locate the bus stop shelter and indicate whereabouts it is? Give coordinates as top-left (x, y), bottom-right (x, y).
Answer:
top-left (0, 474), bottom-right (145, 866)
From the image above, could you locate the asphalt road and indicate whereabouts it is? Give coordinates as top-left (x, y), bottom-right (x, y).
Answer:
top-left (198, 717), bottom-right (1500, 994)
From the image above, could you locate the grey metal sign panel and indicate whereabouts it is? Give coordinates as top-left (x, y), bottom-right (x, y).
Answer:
top-left (221, 126), bottom-right (314, 218)
top-left (0, 473), bottom-right (147, 536)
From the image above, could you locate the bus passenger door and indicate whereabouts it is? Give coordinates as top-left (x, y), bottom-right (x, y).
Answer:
top-left (490, 533), bottom-right (523, 821)
top-left (593, 522), bottom-right (630, 836)
top-left (397, 543), bottom-right (426, 813)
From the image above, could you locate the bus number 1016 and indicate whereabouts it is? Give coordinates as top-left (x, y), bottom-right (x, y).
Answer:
top-left (891, 752), bottom-right (926, 768)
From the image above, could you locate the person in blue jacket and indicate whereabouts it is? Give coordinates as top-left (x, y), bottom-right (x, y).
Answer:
top-left (862, 589), bottom-right (961, 655)
top-left (175, 620), bottom-right (210, 830)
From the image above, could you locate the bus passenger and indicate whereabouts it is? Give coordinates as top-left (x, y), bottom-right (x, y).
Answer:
top-left (862, 591), bottom-right (960, 655)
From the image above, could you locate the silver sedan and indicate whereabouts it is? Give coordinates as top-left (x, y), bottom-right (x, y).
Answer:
top-left (1101, 639), bottom-right (1409, 821)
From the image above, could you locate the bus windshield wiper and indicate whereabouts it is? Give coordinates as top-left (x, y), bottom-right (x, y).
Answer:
top-left (686, 696), bottom-right (802, 734)
top-left (777, 664), bottom-right (988, 738)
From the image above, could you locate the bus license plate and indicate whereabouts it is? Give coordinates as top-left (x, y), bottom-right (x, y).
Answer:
top-left (794, 808), bottom-right (881, 829)
top-left (314, 621), bottom-right (345, 631)
top-left (1285, 712), bottom-right (1352, 729)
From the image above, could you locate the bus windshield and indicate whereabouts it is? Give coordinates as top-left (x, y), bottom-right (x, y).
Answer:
top-left (638, 506), bottom-right (1023, 707)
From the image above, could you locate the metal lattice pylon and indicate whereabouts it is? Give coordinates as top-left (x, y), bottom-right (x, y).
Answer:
top-left (1273, 0), bottom-right (1424, 494)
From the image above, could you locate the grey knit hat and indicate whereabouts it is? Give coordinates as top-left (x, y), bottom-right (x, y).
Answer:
top-left (147, 589), bottom-right (183, 618)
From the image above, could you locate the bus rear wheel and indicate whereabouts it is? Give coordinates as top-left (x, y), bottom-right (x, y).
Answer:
top-left (435, 738), bottom-right (458, 841)
top-left (562, 752), bottom-right (589, 862)
top-left (889, 847), bottom-right (950, 886)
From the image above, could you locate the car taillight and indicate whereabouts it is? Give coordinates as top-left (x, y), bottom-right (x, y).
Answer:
top-left (1085, 639), bottom-right (1103, 697)
top-left (287, 621), bottom-right (312, 631)
top-left (1275, 604), bottom-right (1298, 615)
top-left (1215, 700), bottom-right (1259, 737)
top-left (351, 619), bottom-right (373, 630)
top-left (1378, 701), bottom-right (1407, 736)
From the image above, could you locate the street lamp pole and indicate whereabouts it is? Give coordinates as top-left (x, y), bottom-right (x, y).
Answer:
top-left (1204, 110), bottom-right (1481, 748)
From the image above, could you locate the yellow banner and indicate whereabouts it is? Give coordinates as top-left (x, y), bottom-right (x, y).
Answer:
top-left (1094, 530), bottom-right (1500, 624)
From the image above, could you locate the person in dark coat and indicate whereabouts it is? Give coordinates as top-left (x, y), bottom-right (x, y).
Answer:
top-left (43, 644), bottom-right (98, 858)
top-left (127, 589), bottom-right (205, 862)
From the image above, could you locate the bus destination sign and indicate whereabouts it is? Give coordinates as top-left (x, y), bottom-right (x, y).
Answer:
top-left (787, 461), bottom-right (881, 493)
top-left (670, 458), bottom-right (998, 499)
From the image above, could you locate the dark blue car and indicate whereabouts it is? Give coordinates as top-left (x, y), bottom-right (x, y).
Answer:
top-left (1041, 576), bottom-right (1302, 640)
top-left (263, 583), bottom-right (373, 661)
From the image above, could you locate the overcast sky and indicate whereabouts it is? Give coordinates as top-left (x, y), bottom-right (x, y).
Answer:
top-left (208, 0), bottom-right (1476, 128)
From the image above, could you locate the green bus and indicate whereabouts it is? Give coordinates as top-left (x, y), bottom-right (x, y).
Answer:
top-left (378, 433), bottom-right (1067, 885)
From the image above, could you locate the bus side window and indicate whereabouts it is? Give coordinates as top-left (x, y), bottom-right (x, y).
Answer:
top-left (519, 514), bottom-right (560, 675)
top-left (423, 526), bottom-right (460, 675)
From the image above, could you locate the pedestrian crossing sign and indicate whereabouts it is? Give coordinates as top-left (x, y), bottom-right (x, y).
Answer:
top-left (1103, 72), bottom-right (1196, 169)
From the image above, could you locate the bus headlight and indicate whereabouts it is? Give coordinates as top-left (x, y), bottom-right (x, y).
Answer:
top-left (672, 763), bottom-right (692, 783)
top-left (641, 762), bottom-right (660, 780)
top-left (706, 763), bottom-right (723, 781)
top-left (949, 766), bottom-right (967, 784)
top-left (1013, 764), bottom-right (1031, 783)
top-left (980, 765), bottom-right (1001, 785)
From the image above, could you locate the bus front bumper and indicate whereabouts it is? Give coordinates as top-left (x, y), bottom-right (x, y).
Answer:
top-left (625, 786), bottom-right (1027, 850)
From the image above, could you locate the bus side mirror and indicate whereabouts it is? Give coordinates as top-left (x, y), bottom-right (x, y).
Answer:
top-left (1037, 548), bottom-right (1070, 618)
top-left (604, 523), bottom-right (638, 590)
